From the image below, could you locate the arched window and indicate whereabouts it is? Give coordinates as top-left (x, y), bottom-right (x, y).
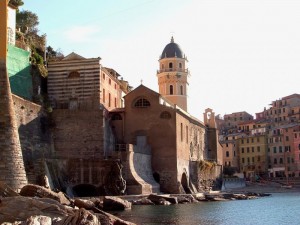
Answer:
top-left (180, 85), bottom-right (184, 95)
top-left (112, 113), bottom-right (122, 120)
top-left (134, 98), bottom-right (150, 108)
top-left (179, 62), bottom-right (182, 69)
top-left (68, 71), bottom-right (80, 79)
top-left (170, 85), bottom-right (173, 95)
top-left (160, 111), bottom-right (171, 119)
top-left (169, 62), bottom-right (173, 69)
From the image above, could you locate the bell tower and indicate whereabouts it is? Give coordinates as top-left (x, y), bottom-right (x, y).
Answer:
top-left (157, 37), bottom-right (189, 111)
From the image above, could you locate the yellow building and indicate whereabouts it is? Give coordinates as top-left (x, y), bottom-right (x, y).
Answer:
top-left (238, 133), bottom-right (268, 179)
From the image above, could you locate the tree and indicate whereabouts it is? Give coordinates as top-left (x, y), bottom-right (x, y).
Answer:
top-left (16, 10), bottom-right (39, 33)
top-left (9, 0), bottom-right (24, 7)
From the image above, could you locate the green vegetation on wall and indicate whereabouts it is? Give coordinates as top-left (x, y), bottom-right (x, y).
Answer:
top-left (7, 44), bottom-right (32, 100)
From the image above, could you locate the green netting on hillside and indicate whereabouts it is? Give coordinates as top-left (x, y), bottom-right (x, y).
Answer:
top-left (7, 45), bottom-right (32, 100)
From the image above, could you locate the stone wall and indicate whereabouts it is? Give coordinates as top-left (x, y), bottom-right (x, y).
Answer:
top-left (12, 94), bottom-right (51, 184)
top-left (46, 158), bottom-right (119, 195)
top-left (51, 109), bottom-right (105, 159)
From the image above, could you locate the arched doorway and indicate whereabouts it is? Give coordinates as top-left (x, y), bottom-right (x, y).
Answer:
top-left (153, 172), bottom-right (160, 183)
top-left (181, 173), bottom-right (191, 194)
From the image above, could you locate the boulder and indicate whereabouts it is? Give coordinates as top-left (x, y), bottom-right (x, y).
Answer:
top-left (23, 215), bottom-right (52, 225)
top-left (0, 182), bottom-right (19, 197)
top-left (0, 196), bottom-right (136, 225)
top-left (92, 206), bottom-right (136, 225)
top-left (0, 196), bottom-right (71, 223)
top-left (58, 208), bottom-right (99, 225)
top-left (20, 184), bottom-right (70, 205)
top-left (74, 199), bottom-right (95, 210)
top-left (176, 195), bottom-right (197, 204)
top-left (132, 198), bottom-right (155, 205)
top-left (103, 196), bottom-right (132, 211)
top-left (148, 194), bottom-right (178, 205)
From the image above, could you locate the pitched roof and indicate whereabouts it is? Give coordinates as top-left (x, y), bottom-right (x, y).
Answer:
top-left (62, 52), bottom-right (86, 61)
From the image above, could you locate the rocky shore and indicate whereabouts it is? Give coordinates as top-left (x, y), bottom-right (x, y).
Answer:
top-left (0, 182), bottom-right (278, 225)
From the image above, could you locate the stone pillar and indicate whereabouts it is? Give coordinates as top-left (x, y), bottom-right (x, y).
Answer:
top-left (0, 61), bottom-right (28, 192)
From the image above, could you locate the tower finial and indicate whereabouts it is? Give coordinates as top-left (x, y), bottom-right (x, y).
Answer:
top-left (171, 36), bottom-right (174, 43)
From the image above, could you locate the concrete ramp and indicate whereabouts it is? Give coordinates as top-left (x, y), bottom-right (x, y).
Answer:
top-left (222, 178), bottom-right (246, 191)
top-left (126, 148), bottom-right (160, 195)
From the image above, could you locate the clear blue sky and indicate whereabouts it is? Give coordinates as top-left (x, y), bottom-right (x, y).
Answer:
top-left (21, 0), bottom-right (300, 120)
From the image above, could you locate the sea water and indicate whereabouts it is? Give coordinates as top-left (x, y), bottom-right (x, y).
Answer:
top-left (114, 192), bottom-right (300, 225)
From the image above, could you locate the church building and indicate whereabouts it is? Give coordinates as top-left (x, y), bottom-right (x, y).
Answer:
top-left (110, 37), bottom-right (216, 194)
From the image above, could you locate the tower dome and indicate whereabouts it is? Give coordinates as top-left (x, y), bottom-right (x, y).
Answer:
top-left (160, 36), bottom-right (184, 59)
top-left (157, 37), bottom-right (189, 112)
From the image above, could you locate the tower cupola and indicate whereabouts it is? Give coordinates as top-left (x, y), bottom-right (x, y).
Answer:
top-left (157, 37), bottom-right (189, 111)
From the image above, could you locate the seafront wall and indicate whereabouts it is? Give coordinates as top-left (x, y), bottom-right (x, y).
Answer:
top-left (221, 178), bottom-right (246, 190)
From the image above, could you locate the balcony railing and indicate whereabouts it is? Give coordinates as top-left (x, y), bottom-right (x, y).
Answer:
top-left (157, 68), bottom-right (188, 73)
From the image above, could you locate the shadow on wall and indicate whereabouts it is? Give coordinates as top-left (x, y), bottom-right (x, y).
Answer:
top-left (14, 95), bottom-right (52, 184)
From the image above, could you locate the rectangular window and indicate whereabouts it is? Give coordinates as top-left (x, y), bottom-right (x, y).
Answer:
top-left (252, 147), bottom-right (254, 152)
top-left (226, 151), bottom-right (229, 157)
top-left (286, 136), bottom-right (289, 141)
top-left (108, 93), bottom-right (111, 107)
top-left (241, 139), bottom-right (244, 144)
top-left (273, 147), bottom-right (277, 153)
top-left (234, 151), bottom-right (236, 157)
top-left (241, 148), bottom-right (244, 153)
top-left (279, 146), bottom-right (282, 153)
top-left (226, 143), bottom-right (229, 147)
top-left (242, 158), bottom-right (245, 163)
top-left (252, 157), bottom-right (254, 163)
top-left (257, 146), bottom-right (260, 152)
top-left (247, 147), bottom-right (250, 153)
top-left (180, 123), bottom-right (183, 142)
top-left (102, 89), bottom-right (105, 103)
top-left (247, 139), bottom-right (249, 143)
top-left (247, 157), bottom-right (250, 163)
top-left (257, 137), bottom-right (260, 142)
top-left (186, 126), bottom-right (188, 144)
top-left (251, 138), bottom-right (254, 143)
top-left (257, 156), bottom-right (261, 162)
top-left (114, 98), bottom-right (117, 107)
